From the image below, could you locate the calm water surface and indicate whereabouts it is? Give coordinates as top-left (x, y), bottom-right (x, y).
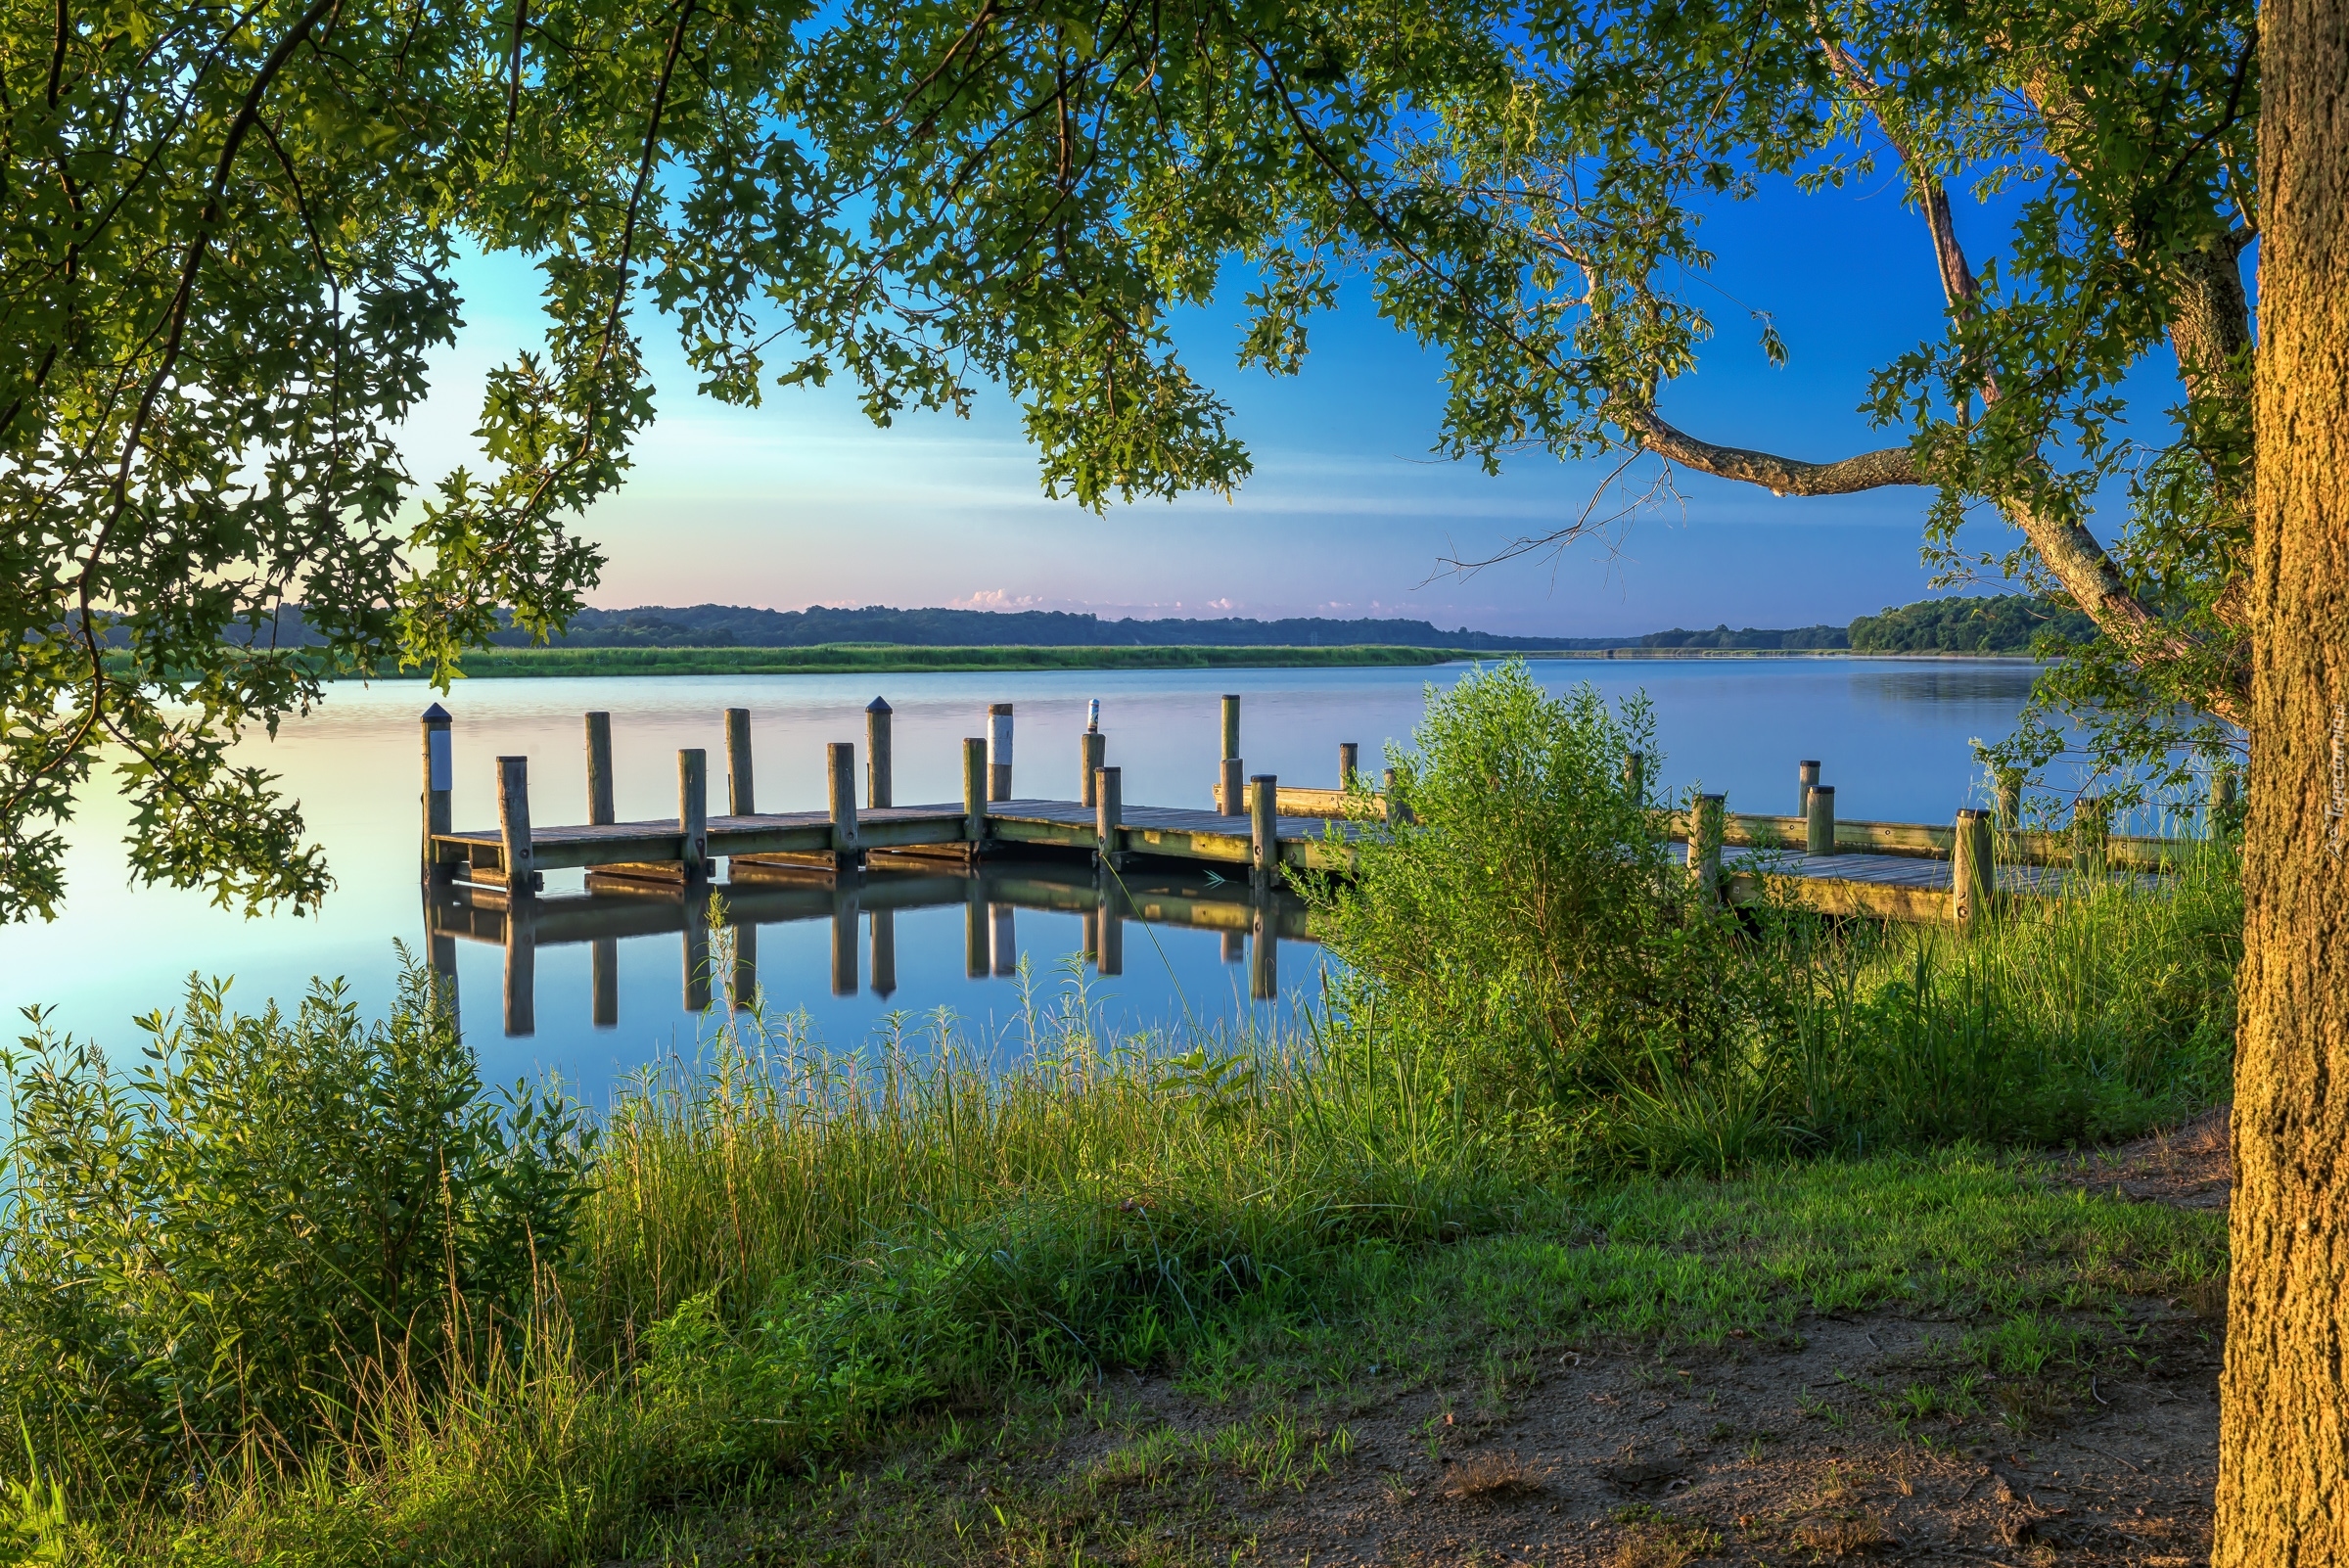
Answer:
top-left (5, 659), bottom-right (2044, 1097)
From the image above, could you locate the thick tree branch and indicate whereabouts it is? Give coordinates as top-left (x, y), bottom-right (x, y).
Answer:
top-left (1622, 406), bottom-right (1921, 494)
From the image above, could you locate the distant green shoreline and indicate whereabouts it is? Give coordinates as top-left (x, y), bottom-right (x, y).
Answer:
top-left (345, 643), bottom-right (2041, 679)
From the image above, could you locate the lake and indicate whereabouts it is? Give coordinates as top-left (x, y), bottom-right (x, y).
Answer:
top-left (5, 658), bottom-right (2047, 1098)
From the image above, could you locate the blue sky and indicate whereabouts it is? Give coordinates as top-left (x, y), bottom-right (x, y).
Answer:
top-left (399, 165), bottom-right (2177, 638)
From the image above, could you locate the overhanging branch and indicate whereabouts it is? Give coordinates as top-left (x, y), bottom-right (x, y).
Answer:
top-left (1622, 406), bottom-right (1922, 494)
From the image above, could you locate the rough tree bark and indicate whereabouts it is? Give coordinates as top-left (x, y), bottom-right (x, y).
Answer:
top-left (2212, 0), bottom-right (2349, 1555)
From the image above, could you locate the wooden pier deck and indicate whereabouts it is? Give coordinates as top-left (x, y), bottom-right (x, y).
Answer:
top-left (412, 693), bottom-right (2213, 1036)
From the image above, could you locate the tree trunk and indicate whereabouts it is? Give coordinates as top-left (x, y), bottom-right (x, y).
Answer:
top-left (2213, 0), bottom-right (2349, 1556)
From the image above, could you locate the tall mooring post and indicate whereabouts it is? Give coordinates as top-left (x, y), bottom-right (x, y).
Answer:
top-left (1806, 784), bottom-right (1837, 857)
top-left (1219, 694), bottom-right (1243, 814)
top-left (1250, 772), bottom-right (1278, 890)
top-left (677, 750), bottom-right (710, 879)
top-left (724, 709), bottom-right (755, 815)
top-left (421, 705), bottom-right (452, 884)
top-left (1952, 809), bottom-right (1995, 929)
top-left (988, 704), bottom-right (1014, 801)
top-left (1688, 793), bottom-right (1726, 904)
top-left (866, 699), bottom-right (893, 808)
top-left (585, 712), bottom-right (616, 824)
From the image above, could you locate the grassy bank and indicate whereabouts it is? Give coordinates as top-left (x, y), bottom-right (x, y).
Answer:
top-left (359, 643), bottom-right (1471, 678)
top-left (0, 668), bottom-right (2239, 1564)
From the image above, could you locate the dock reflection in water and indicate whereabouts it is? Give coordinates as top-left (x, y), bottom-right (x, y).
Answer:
top-left (424, 855), bottom-right (1311, 1038)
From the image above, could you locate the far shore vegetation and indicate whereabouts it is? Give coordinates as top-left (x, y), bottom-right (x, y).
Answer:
top-left (0, 665), bottom-right (2237, 1564)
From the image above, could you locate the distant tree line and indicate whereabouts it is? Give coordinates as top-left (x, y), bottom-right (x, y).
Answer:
top-left (1847, 595), bottom-right (2098, 654)
top-left (230, 597), bottom-right (2082, 656)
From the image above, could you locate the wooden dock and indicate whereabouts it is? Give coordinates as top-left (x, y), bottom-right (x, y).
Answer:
top-left (414, 695), bottom-right (2214, 1035)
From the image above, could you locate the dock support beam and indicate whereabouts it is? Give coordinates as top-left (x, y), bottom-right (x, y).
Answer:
top-left (730, 922), bottom-right (758, 1013)
top-left (584, 713), bottom-right (615, 826)
top-left (1095, 765), bottom-right (1125, 869)
top-left (1797, 760), bottom-right (1820, 818)
top-left (831, 886), bottom-right (860, 996)
top-left (1250, 772), bottom-right (1278, 890)
top-left (870, 907), bottom-right (897, 998)
top-left (1952, 809), bottom-right (1994, 928)
top-left (1339, 742), bottom-right (1359, 790)
top-left (498, 756), bottom-right (540, 893)
top-left (827, 743), bottom-right (859, 868)
top-left (591, 936), bottom-right (618, 1027)
top-left (725, 709), bottom-right (754, 815)
top-left (1806, 784), bottom-right (1836, 857)
top-left (866, 699), bottom-right (893, 808)
top-left (678, 750), bottom-right (709, 878)
top-left (1080, 731), bottom-right (1106, 807)
top-left (422, 705), bottom-right (453, 884)
top-left (988, 704), bottom-right (1014, 801)
top-left (1688, 793), bottom-right (1726, 903)
top-left (2072, 795), bottom-right (2109, 878)
top-left (1250, 902), bottom-right (1276, 1001)
top-left (962, 737), bottom-right (989, 856)
top-left (503, 902), bottom-right (536, 1036)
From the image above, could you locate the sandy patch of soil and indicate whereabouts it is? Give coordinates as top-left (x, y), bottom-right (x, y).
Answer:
top-left (2049, 1106), bottom-right (2232, 1214)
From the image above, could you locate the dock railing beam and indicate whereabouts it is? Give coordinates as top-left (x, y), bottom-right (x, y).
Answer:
top-left (1250, 772), bottom-right (1277, 890)
top-left (678, 750), bottom-right (709, 878)
top-left (1806, 784), bottom-right (1837, 857)
top-left (1952, 809), bottom-right (1994, 928)
top-left (866, 699), bottom-right (893, 808)
top-left (988, 704), bottom-right (1014, 801)
top-left (585, 712), bottom-right (615, 826)
top-left (421, 705), bottom-right (452, 884)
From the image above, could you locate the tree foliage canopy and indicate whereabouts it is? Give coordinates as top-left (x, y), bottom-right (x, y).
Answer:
top-left (1, 0), bottom-right (2255, 919)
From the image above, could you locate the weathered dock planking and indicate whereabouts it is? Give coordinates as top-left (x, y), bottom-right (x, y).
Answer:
top-left (419, 694), bottom-right (2216, 1034)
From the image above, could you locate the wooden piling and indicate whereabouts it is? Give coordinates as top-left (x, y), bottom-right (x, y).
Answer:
top-left (2072, 795), bottom-right (2110, 877)
top-left (682, 890), bottom-right (711, 1013)
top-left (1221, 693), bottom-right (1241, 761)
top-left (422, 705), bottom-right (453, 884)
top-left (964, 880), bottom-right (989, 978)
top-left (988, 703), bottom-right (1014, 801)
top-left (990, 901), bottom-right (1017, 977)
top-left (1994, 766), bottom-right (2023, 830)
top-left (866, 698), bottom-right (893, 808)
top-left (731, 922), bottom-right (758, 1013)
top-left (591, 935), bottom-right (617, 1027)
top-left (1250, 902), bottom-right (1276, 1001)
top-left (503, 901), bottom-right (535, 1036)
top-left (724, 709), bottom-right (755, 815)
top-left (678, 749), bottom-right (709, 878)
top-left (1097, 882), bottom-right (1124, 977)
top-left (1339, 742), bottom-right (1359, 789)
top-left (497, 756), bottom-right (538, 892)
top-left (1688, 793), bottom-right (1725, 901)
top-left (1250, 772), bottom-right (1278, 889)
top-left (1624, 751), bottom-right (1645, 804)
top-left (1797, 760), bottom-right (1820, 817)
top-left (831, 887), bottom-right (860, 996)
top-left (962, 737), bottom-right (989, 853)
top-left (584, 712), bottom-right (614, 826)
top-left (1080, 731), bottom-right (1105, 807)
top-left (1383, 765), bottom-right (1405, 826)
top-left (1095, 765), bottom-right (1125, 869)
top-left (869, 907), bottom-right (898, 998)
top-left (827, 742), bottom-right (859, 862)
top-left (1806, 784), bottom-right (1836, 856)
top-left (2212, 762), bottom-right (2240, 828)
top-left (1220, 756), bottom-right (1244, 817)
top-left (1952, 808), bottom-right (1994, 928)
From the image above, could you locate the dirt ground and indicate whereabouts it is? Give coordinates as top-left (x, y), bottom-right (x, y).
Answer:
top-left (748, 1115), bottom-right (2234, 1567)
top-left (1076, 1112), bottom-right (2227, 1568)
top-left (1167, 1111), bottom-right (2234, 1567)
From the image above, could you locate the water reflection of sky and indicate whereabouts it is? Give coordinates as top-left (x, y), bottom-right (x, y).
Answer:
top-left (8, 658), bottom-right (2080, 1100)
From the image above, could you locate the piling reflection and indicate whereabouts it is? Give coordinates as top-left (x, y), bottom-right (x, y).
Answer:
top-left (424, 856), bottom-right (1315, 1038)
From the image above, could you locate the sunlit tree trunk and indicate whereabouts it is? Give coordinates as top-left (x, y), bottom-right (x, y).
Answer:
top-left (2213, 0), bottom-right (2349, 1556)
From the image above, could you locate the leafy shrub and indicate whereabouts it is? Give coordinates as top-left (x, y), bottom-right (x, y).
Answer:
top-left (0, 954), bottom-right (592, 1472)
top-left (1306, 662), bottom-right (1787, 1169)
